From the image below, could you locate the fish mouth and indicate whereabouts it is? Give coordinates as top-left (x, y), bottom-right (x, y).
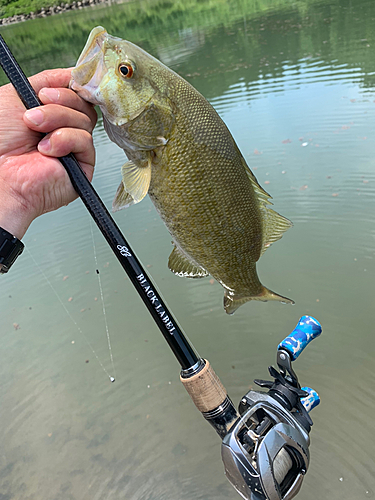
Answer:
top-left (70, 26), bottom-right (108, 105)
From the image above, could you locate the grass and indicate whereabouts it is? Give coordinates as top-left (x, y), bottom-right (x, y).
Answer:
top-left (1, 0), bottom-right (78, 18)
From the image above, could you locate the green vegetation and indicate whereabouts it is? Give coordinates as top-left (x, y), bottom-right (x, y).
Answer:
top-left (0, 0), bottom-right (76, 18)
top-left (1, 0), bottom-right (310, 23)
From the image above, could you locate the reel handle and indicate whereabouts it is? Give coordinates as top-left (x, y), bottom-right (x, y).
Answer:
top-left (301, 387), bottom-right (320, 413)
top-left (278, 315), bottom-right (322, 361)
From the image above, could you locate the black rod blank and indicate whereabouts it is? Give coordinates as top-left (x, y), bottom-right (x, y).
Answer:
top-left (0, 34), bottom-right (199, 370)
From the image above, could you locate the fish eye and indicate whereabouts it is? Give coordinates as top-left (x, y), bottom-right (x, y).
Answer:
top-left (118, 63), bottom-right (134, 78)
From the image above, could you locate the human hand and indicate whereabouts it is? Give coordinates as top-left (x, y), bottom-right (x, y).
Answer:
top-left (0, 68), bottom-right (97, 239)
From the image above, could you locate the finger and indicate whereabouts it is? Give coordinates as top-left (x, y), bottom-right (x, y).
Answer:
top-left (24, 103), bottom-right (95, 134)
top-left (0, 68), bottom-right (73, 115)
top-left (38, 128), bottom-right (95, 177)
top-left (39, 87), bottom-right (97, 127)
top-left (28, 68), bottom-right (72, 94)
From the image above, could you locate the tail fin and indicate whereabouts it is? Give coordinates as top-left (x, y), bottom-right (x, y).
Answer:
top-left (224, 286), bottom-right (294, 315)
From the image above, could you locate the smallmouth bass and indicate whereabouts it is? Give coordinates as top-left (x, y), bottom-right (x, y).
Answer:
top-left (70, 27), bottom-right (294, 314)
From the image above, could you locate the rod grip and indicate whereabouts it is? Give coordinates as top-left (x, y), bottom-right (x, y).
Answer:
top-left (180, 360), bottom-right (227, 413)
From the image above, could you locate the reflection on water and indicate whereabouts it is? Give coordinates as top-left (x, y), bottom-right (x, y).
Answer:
top-left (1, 0), bottom-right (375, 499)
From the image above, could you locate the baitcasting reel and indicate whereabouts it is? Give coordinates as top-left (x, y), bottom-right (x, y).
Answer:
top-left (221, 315), bottom-right (322, 500)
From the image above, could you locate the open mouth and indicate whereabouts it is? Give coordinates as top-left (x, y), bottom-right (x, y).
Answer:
top-left (76, 26), bottom-right (107, 67)
top-left (70, 26), bottom-right (108, 105)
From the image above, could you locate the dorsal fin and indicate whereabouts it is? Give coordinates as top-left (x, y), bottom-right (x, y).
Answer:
top-left (258, 205), bottom-right (292, 256)
top-left (242, 159), bottom-right (292, 256)
top-left (242, 158), bottom-right (272, 202)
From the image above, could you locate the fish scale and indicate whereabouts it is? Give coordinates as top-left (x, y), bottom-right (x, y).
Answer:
top-left (70, 26), bottom-right (294, 314)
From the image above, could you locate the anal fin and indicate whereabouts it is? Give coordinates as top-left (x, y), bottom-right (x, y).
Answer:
top-left (168, 246), bottom-right (208, 278)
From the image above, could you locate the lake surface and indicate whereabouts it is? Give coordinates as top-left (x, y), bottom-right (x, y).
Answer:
top-left (1, 0), bottom-right (375, 499)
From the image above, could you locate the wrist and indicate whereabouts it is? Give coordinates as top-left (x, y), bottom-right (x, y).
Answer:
top-left (0, 192), bottom-right (36, 240)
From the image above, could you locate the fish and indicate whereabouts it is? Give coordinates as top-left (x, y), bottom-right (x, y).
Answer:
top-left (70, 26), bottom-right (294, 314)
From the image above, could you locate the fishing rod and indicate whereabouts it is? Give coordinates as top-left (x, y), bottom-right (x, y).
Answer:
top-left (0, 34), bottom-right (197, 371)
top-left (0, 34), bottom-right (322, 500)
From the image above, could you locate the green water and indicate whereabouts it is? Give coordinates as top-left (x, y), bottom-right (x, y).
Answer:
top-left (1, 0), bottom-right (375, 498)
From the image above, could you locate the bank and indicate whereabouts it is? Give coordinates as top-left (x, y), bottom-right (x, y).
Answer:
top-left (0, 0), bottom-right (116, 25)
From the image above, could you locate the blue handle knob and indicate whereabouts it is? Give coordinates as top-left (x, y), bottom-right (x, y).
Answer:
top-left (278, 315), bottom-right (322, 361)
top-left (300, 387), bottom-right (320, 412)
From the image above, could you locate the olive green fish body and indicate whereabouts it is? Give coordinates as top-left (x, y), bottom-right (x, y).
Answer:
top-left (149, 85), bottom-right (263, 283)
top-left (71, 27), bottom-right (293, 313)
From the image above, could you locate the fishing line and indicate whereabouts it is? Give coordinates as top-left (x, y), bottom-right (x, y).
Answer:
top-left (89, 219), bottom-right (116, 381)
top-left (26, 246), bottom-right (115, 383)
top-left (0, 31), bottom-right (199, 370)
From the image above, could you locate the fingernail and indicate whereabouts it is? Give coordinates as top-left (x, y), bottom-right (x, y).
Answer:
top-left (24, 108), bottom-right (44, 126)
top-left (38, 137), bottom-right (51, 152)
top-left (40, 88), bottom-right (60, 102)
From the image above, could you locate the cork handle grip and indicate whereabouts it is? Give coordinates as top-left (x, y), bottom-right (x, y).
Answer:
top-left (180, 360), bottom-right (227, 413)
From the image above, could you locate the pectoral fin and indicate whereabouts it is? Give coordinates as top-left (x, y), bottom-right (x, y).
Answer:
top-left (168, 246), bottom-right (208, 278)
top-left (112, 180), bottom-right (135, 211)
top-left (112, 159), bottom-right (151, 212)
